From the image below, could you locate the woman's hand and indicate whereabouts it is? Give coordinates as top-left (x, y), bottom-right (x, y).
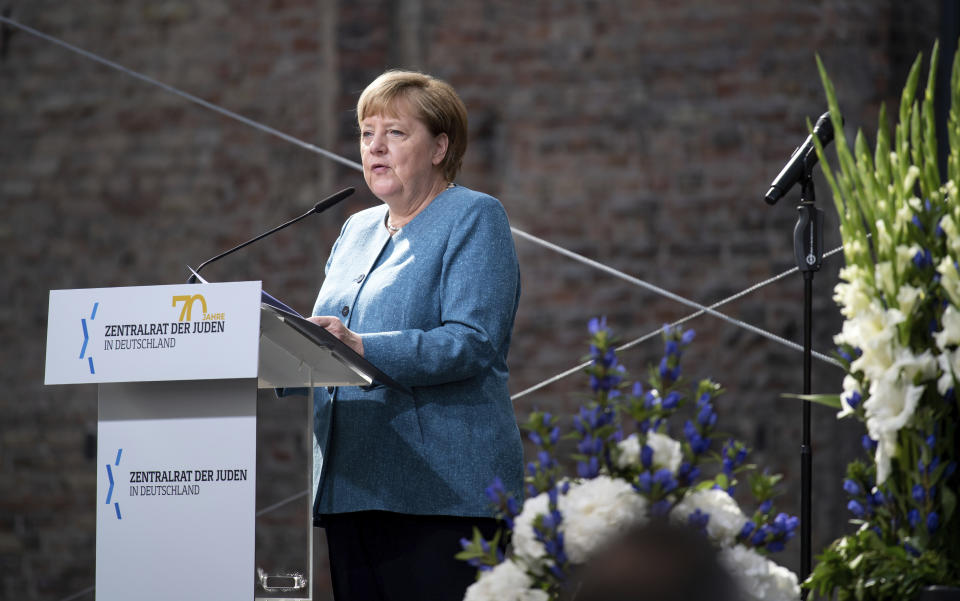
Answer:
top-left (307, 316), bottom-right (365, 357)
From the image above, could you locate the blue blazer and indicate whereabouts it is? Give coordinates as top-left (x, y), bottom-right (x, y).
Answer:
top-left (311, 185), bottom-right (523, 518)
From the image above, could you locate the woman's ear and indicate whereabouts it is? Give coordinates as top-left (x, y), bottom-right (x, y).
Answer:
top-left (432, 133), bottom-right (449, 166)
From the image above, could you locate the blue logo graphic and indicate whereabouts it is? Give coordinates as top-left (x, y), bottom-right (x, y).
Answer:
top-left (79, 302), bottom-right (99, 374)
top-left (105, 448), bottom-right (123, 520)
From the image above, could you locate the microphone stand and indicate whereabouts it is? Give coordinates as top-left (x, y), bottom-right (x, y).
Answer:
top-left (187, 187), bottom-right (354, 283)
top-left (793, 158), bottom-right (823, 599)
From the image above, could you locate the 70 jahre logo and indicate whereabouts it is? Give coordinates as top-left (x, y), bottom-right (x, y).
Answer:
top-left (99, 293), bottom-right (227, 352)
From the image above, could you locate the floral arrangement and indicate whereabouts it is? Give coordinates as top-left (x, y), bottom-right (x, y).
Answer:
top-left (803, 42), bottom-right (960, 599)
top-left (457, 320), bottom-right (801, 601)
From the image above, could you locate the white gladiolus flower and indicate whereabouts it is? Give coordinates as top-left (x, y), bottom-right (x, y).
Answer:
top-left (937, 256), bottom-right (960, 307)
top-left (838, 375), bottom-right (862, 418)
top-left (895, 244), bottom-right (921, 278)
top-left (719, 544), bottom-right (800, 601)
top-left (876, 220), bottom-right (893, 254)
top-left (874, 261), bottom-right (897, 301)
top-left (864, 375), bottom-right (925, 484)
top-left (941, 214), bottom-right (960, 254)
top-left (838, 303), bottom-right (904, 382)
top-left (935, 304), bottom-right (960, 350)
top-left (896, 284), bottom-right (923, 316)
top-left (833, 272), bottom-right (874, 319)
top-left (894, 205), bottom-right (913, 233)
top-left (903, 165), bottom-right (920, 194)
top-left (937, 348), bottom-right (960, 395)
top-left (671, 488), bottom-right (748, 545)
top-left (463, 560), bottom-right (549, 601)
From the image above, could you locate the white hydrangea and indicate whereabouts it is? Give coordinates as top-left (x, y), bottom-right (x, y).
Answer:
top-left (646, 431), bottom-right (683, 474)
top-left (615, 434), bottom-right (641, 469)
top-left (512, 491), bottom-right (551, 565)
top-left (463, 560), bottom-right (549, 601)
top-left (561, 476), bottom-right (649, 564)
top-left (670, 488), bottom-right (748, 545)
top-left (512, 476), bottom-right (649, 567)
top-left (719, 544), bottom-right (800, 601)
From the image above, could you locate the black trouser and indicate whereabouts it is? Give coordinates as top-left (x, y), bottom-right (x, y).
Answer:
top-left (322, 511), bottom-right (501, 601)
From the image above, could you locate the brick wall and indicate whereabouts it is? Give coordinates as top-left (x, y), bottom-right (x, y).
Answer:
top-left (0, 0), bottom-right (941, 598)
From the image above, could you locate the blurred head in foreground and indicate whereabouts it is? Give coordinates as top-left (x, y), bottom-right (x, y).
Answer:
top-left (565, 520), bottom-right (741, 601)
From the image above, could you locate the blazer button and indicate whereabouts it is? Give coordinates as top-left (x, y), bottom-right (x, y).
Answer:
top-left (340, 306), bottom-right (349, 317)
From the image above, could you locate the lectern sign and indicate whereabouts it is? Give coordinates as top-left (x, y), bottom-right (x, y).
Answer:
top-left (45, 281), bottom-right (261, 384)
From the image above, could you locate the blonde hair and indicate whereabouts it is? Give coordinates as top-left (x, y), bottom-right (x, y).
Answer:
top-left (357, 70), bottom-right (468, 182)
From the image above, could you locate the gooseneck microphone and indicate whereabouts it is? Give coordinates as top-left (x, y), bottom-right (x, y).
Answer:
top-left (188, 187), bottom-right (355, 282)
top-left (764, 112), bottom-right (836, 205)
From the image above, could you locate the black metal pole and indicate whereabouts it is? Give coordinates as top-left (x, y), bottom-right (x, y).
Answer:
top-left (794, 169), bottom-right (823, 598)
top-left (801, 271), bottom-right (813, 594)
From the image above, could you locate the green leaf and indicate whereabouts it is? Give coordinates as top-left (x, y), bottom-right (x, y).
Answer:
top-left (781, 392), bottom-right (842, 409)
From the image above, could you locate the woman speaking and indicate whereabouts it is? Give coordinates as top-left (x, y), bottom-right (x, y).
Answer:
top-left (307, 70), bottom-right (523, 600)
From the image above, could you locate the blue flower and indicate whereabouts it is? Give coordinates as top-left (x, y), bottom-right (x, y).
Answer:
top-left (653, 468), bottom-right (678, 493)
top-left (912, 484), bottom-right (925, 502)
top-left (662, 391), bottom-right (681, 410)
top-left (739, 520), bottom-right (756, 539)
top-left (697, 405), bottom-right (717, 428)
top-left (577, 456), bottom-right (600, 479)
top-left (636, 471), bottom-right (653, 493)
top-left (528, 431), bottom-right (543, 446)
top-left (640, 444), bottom-right (653, 469)
top-left (845, 390), bottom-right (862, 409)
top-left (912, 214), bottom-right (924, 231)
top-left (908, 509), bottom-right (920, 528)
top-left (766, 540), bottom-right (785, 553)
top-left (588, 316), bottom-right (608, 335)
top-left (847, 500), bottom-right (865, 518)
top-left (927, 511), bottom-right (940, 534)
top-left (751, 528), bottom-right (767, 546)
top-left (632, 381), bottom-right (644, 397)
top-left (651, 499), bottom-right (672, 516)
top-left (688, 509), bottom-right (710, 531)
top-left (759, 499), bottom-right (773, 514)
top-left (912, 248), bottom-right (933, 269)
top-left (862, 435), bottom-right (878, 452)
top-left (665, 340), bottom-right (679, 356)
top-left (681, 329), bottom-right (696, 345)
top-left (843, 479), bottom-right (861, 496)
top-left (677, 461), bottom-right (700, 486)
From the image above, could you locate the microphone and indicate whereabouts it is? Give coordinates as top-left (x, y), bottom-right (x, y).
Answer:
top-left (188, 187), bottom-right (355, 282)
top-left (764, 112), bottom-right (836, 205)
